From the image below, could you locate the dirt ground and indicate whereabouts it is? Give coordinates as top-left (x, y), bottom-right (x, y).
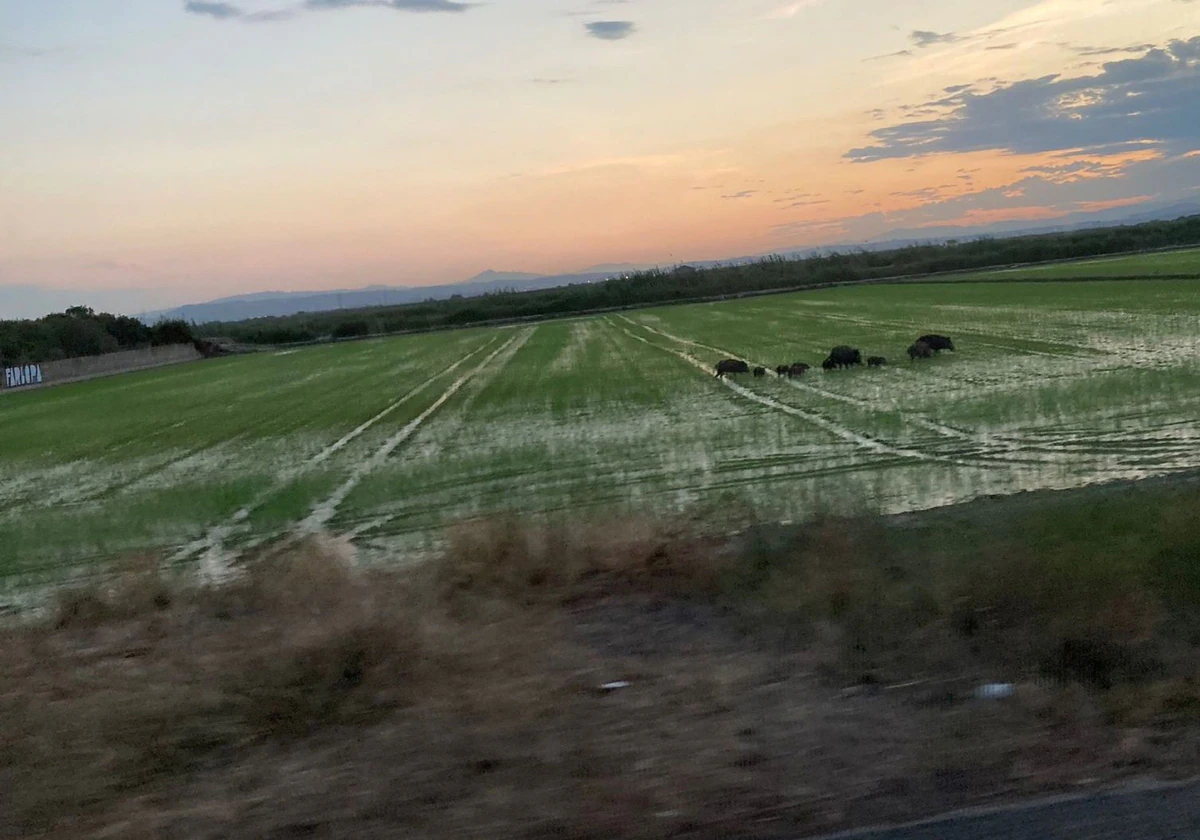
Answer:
top-left (5, 480), bottom-right (1200, 839)
top-left (2, 590), bottom-right (1198, 839)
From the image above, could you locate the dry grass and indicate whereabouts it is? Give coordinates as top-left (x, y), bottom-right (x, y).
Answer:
top-left (5, 481), bottom-right (1200, 839)
top-left (51, 552), bottom-right (175, 628)
top-left (434, 514), bottom-right (729, 606)
top-left (0, 535), bottom-right (434, 836)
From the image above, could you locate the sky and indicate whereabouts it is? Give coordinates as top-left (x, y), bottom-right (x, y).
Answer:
top-left (2, 0), bottom-right (1198, 317)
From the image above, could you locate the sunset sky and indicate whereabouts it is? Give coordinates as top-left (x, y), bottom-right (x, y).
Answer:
top-left (2, 0), bottom-right (1198, 316)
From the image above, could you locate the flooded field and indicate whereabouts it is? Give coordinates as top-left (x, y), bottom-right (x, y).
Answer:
top-left (2, 278), bottom-right (1198, 584)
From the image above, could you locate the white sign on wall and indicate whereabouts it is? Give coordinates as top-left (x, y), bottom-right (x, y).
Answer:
top-left (3, 364), bottom-right (43, 389)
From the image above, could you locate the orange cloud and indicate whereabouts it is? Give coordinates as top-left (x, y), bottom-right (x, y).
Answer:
top-left (1071, 195), bottom-right (1153, 213)
top-left (1020, 146), bottom-right (1162, 184)
top-left (937, 206), bottom-right (1063, 226)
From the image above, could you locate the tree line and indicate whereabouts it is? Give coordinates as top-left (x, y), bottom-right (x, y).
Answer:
top-left (4, 216), bottom-right (1198, 359)
top-left (197, 215), bottom-right (1200, 345)
top-left (0, 307), bottom-right (195, 368)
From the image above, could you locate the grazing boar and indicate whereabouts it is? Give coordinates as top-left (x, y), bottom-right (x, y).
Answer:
top-left (715, 359), bottom-right (751, 378)
top-left (917, 334), bottom-right (954, 352)
top-left (823, 346), bottom-right (862, 370)
top-left (908, 341), bottom-right (933, 361)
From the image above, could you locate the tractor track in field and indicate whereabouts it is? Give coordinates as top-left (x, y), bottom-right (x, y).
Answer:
top-left (165, 335), bottom-right (508, 573)
top-left (306, 337), bottom-right (501, 466)
top-left (35, 341), bottom-right (500, 512)
top-left (304, 328), bottom-right (533, 534)
top-left (609, 318), bottom-right (976, 466)
top-left (341, 444), bottom-right (977, 553)
top-left (335, 328), bottom-right (535, 544)
top-left (17, 366), bottom-right (426, 513)
top-left (40, 342), bottom-right (499, 516)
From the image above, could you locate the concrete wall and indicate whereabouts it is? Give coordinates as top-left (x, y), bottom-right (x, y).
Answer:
top-left (1, 344), bottom-right (202, 393)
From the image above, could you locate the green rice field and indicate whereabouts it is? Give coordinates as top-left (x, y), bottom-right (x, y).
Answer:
top-left (2, 274), bottom-right (1198, 590)
top-left (947, 246), bottom-right (1200, 280)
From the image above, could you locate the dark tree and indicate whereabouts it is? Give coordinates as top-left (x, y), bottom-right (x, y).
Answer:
top-left (332, 320), bottom-right (371, 339)
top-left (150, 319), bottom-right (195, 346)
top-left (101, 314), bottom-right (152, 347)
top-left (44, 314), bottom-right (115, 358)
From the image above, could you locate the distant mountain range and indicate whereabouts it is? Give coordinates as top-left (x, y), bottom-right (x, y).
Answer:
top-left (142, 199), bottom-right (1200, 325)
top-left (142, 269), bottom-right (621, 324)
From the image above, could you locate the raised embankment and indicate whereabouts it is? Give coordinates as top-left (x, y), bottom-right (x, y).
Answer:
top-left (1, 343), bottom-right (203, 393)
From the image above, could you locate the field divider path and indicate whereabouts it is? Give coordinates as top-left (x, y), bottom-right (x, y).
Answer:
top-left (609, 318), bottom-right (973, 466)
top-left (301, 329), bottom-right (532, 534)
top-left (166, 336), bottom-right (501, 570)
top-left (336, 327), bottom-right (536, 543)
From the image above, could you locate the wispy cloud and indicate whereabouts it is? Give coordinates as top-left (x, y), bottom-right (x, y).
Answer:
top-left (864, 49), bottom-right (912, 61)
top-left (867, 22), bottom-right (1027, 61)
top-left (1065, 42), bottom-right (1155, 56)
top-left (183, 0), bottom-right (473, 22)
top-left (1021, 153), bottom-right (1158, 184)
top-left (184, 1), bottom-right (242, 18)
top-left (909, 30), bottom-right (962, 48)
top-left (891, 185), bottom-right (957, 199)
top-left (769, 218), bottom-right (846, 239)
top-left (763, 0), bottom-right (824, 20)
top-left (184, 3), bottom-right (297, 21)
top-left (0, 44), bottom-right (48, 59)
top-left (306, 0), bottom-right (473, 12)
top-left (585, 20), bottom-right (636, 40)
top-left (781, 199), bottom-right (830, 209)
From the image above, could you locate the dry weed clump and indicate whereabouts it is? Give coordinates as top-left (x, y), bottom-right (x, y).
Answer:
top-left (213, 534), bottom-right (432, 736)
top-left (229, 610), bottom-right (422, 736)
top-left (213, 531), bottom-right (361, 615)
top-left (51, 552), bottom-right (174, 628)
top-left (433, 514), bottom-right (730, 606)
top-left (1, 533), bottom-right (444, 835)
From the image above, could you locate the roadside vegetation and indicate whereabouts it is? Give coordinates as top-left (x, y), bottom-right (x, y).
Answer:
top-left (5, 475), bottom-right (1200, 839)
top-left (197, 214), bottom-right (1200, 345)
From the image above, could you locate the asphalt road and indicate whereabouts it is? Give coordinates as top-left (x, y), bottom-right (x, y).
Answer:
top-left (814, 781), bottom-right (1200, 840)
